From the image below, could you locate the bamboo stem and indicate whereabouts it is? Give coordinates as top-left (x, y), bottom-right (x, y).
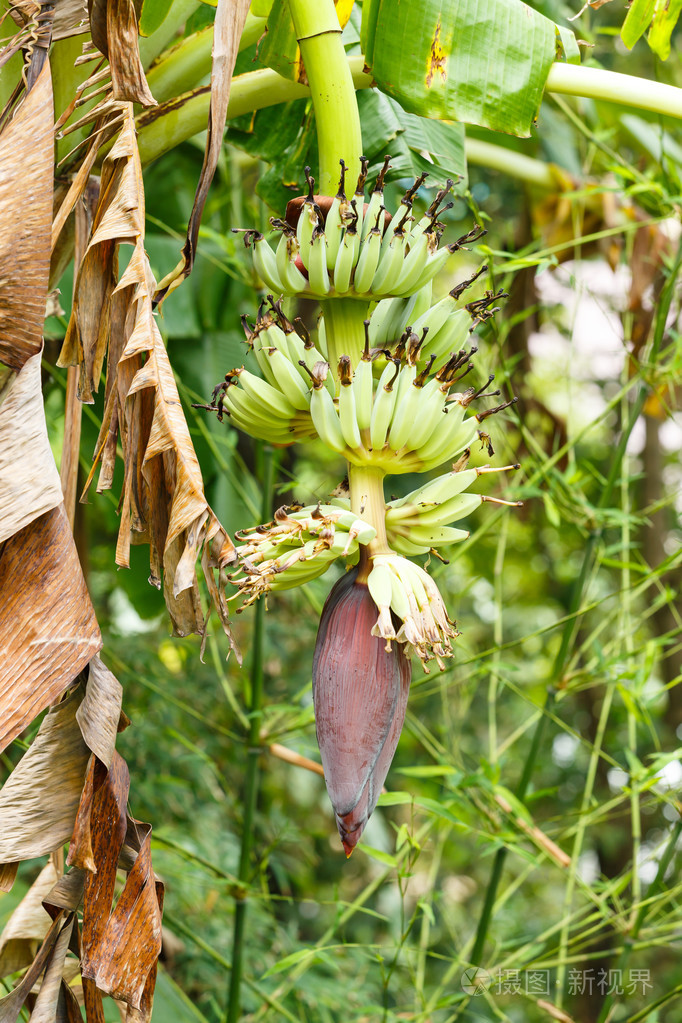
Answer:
top-left (225, 444), bottom-right (276, 1023)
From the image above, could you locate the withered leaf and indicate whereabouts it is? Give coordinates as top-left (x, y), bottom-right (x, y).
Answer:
top-left (88, 0), bottom-right (156, 107)
top-left (25, 913), bottom-right (75, 1023)
top-left (0, 63), bottom-right (52, 372)
top-left (154, 0), bottom-right (251, 303)
top-left (44, 867), bottom-right (86, 919)
top-left (76, 656), bottom-right (123, 769)
top-left (0, 689), bottom-right (90, 861)
top-left (0, 912), bottom-right (65, 1023)
top-left (0, 505), bottom-right (101, 752)
top-left (0, 351), bottom-right (64, 542)
top-left (0, 862), bottom-right (58, 978)
top-left (89, 825), bottom-right (163, 1009)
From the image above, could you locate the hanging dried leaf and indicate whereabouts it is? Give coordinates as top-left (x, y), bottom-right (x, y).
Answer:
top-left (0, 63), bottom-right (52, 373)
top-left (66, 752), bottom-right (164, 1013)
top-left (24, 914), bottom-right (75, 1023)
top-left (0, 351), bottom-right (64, 540)
top-left (0, 688), bottom-right (90, 861)
top-left (0, 912), bottom-right (67, 1023)
top-left (53, 0), bottom-right (88, 39)
top-left (87, 0), bottom-right (156, 107)
top-left (0, 862), bottom-right (58, 978)
top-left (76, 656), bottom-right (124, 768)
top-left (154, 0), bottom-right (251, 303)
top-left (0, 505), bottom-right (101, 752)
top-left (61, 105), bottom-right (237, 640)
top-left (88, 822), bottom-right (163, 1010)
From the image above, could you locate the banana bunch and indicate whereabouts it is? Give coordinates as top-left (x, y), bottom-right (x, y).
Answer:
top-left (235, 159), bottom-right (486, 301)
top-left (366, 553), bottom-right (459, 670)
top-left (308, 321), bottom-right (518, 473)
top-left (201, 298), bottom-right (329, 446)
top-left (385, 462), bottom-right (522, 556)
top-left (229, 503), bottom-right (376, 607)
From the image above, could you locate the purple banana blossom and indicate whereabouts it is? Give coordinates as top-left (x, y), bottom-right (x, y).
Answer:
top-left (313, 567), bottom-right (411, 856)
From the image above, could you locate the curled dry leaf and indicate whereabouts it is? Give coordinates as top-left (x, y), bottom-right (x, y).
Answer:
top-left (0, 352), bottom-right (63, 542)
top-left (88, 0), bottom-right (156, 107)
top-left (0, 911), bottom-right (71, 1023)
top-left (76, 655), bottom-right (124, 769)
top-left (0, 64), bottom-right (52, 374)
top-left (61, 104), bottom-right (237, 641)
top-left (0, 861), bottom-right (59, 978)
top-left (0, 505), bottom-right (101, 752)
top-left (154, 0), bottom-right (251, 303)
top-left (68, 752), bottom-right (164, 1015)
top-left (0, 688), bottom-right (91, 861)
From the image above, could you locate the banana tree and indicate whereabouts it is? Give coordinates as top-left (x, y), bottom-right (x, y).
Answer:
top-left (1, 0), bottom-right (682, 1020)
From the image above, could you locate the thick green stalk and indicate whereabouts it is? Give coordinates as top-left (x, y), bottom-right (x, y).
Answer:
top-left (348, 463), bottom-right (390, 565)
top-left (320, 296), bottom-right (368, 376)
top-left (287, 0), bottom-right (362, 193)
top-left (145, 14), bottom-right (266, 104)
top-left (138, 0), bottom-right (201, 69)
top-left (225, 444), bottom-right (276, 1023)
top-left (135, 54), bottom-right (682, 173)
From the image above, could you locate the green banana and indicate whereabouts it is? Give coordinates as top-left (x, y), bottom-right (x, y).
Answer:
top-left (369, 358), bottom-right (400, 451)
top-left (361, 154), bottom-right (390, 243)
top-left (235, 368), bottom-right (298, 419)
top-left (337, 356), bottom-right (363, 452)
top-left (352, 322), bottom-right (374, 431)
top-left (266, 346), bottom-right (311, 411)
top-left (309, 367), bottom-right (346, 452)
top-left (353, 207), bottom-right (384, 294)
top-left (308, 223), bottom-right (331, 296)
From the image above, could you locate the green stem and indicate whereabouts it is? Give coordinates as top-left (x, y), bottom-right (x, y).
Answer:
top-left (348, 463), bottom-right (390, 575)
top-left (320, 296), bottom-right (368, 374)
top-left (464, 138), bottom-right (556, 189)
top-left (145, 14), bottom-right (266, 105)
top-left (135, 55), bottom-right (682, 173)
top-left (225, 444), bottom-right (276, 1023)
top-left (138, 0), bottom-right (201, 69)
top-left (546, 61), bottom-right (682, 119)
top-left (287, 0), bottom-right (362, 192)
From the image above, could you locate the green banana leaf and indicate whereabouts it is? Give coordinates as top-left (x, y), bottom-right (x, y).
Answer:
top-left (361, 0), bottom-right (575, 138)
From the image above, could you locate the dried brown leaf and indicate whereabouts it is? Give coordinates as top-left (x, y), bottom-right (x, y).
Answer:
top-left (0, 63), bottom-right (52, 372)
top-left (27, 913), bottom-right (75, 1023)
top-left (154, 0), bottom-right (251, 303)
top-left (44, 868), bottom-right (86, 918)
top-left (87, 0), bottom-right (156, 107)
top-left (89, 825), bottom-right (163, 1009)
top-left (0, 862), bottom-right (58, 978)
top-left (0, 689), bottom-right (90, 862)
top-left (0, 352), bottom-right (64, 542)
top-left (0, 912), bottom-right (65, 1023)
top-left (76, 656), bottom-right (123, 769)
top-left (0, 505), bottom-right (101, 752)
top-left (53, 0), bottom-right (89, 39)
top-left (0, 864), bottom-right (18, 893)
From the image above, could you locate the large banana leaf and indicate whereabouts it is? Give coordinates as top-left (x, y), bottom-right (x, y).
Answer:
top-left (361, 0), bottom-right (575, 137)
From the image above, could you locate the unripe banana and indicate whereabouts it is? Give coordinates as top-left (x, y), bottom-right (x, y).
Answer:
top-left (236, 368), bottom-right (298, 419)
top-left (353, 322), bottom-right (374, 432)
top-left (249, 233), bottom-right (285, 294)
top-left (390, 229), bottom-right (431, 295)
top-left (361, 155), bottom-right (390, 243)
top-left (353, 208), bottom-right (383, 294)
top-left (405, 376), bottom-right (447, 450)
top-left (333, 210), bottom-right (359, 295)
top-left (352, 156), bottom-right (369, 240)
top-left (387, 363), bottom-right (419, 453)
top-left (266, 347), bottom-right (311, 411)
top-left (395, 524), bottom-right (470, 547)
top-left (390, 491), bottom-right (483, 529)
top-left (389, 467), bottom-right (478, 509)
top-left (388, 534), bottom-right (431, 557)
top-left (296, 167), bottom-right (319, 254)
top-left (310, 366), bottom-right (346, 453)
top-left (419, 309), bottom-right (471, 369)
top-left (324, 160), bottom-right (349, 269)
top-left (274, 224), bottom-right (308, 293)
top-left (308, 224), bottom-right (331, 296)
top-left (410, 179), bottom-right (454, 242)
top-left (369, 359), bottom-right (400, 450)
top-left (337, 356), bottom-right (363, 451)
top-left (372, 209), bottom-right (412, 296)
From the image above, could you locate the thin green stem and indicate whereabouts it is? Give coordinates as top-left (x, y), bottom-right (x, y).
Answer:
top-left (225, 444), bottom-right (276, 1023)
top-left (287, 0), bottom-right (362, 192)
top-left (546, 62), bottom-right (682, 120)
